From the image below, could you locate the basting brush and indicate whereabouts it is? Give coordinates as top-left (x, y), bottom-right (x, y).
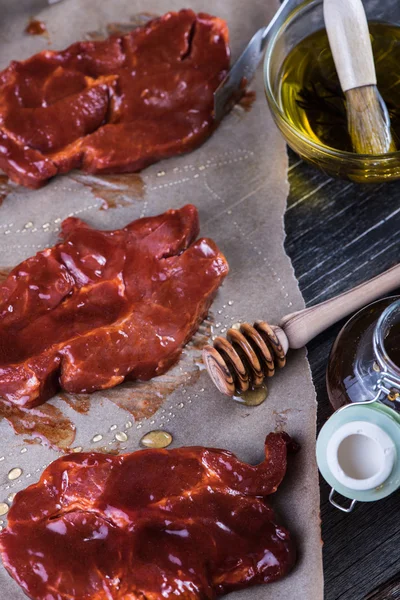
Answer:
top-left (324, 0), bottom-right (395, 154)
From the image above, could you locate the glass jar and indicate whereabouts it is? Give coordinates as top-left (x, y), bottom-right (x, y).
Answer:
top-left (317, 297), bottom-right (400, 511)
top-left (327, 296), bottom-right (400, 411)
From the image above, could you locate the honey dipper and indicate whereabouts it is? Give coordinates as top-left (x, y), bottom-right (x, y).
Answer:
top-left (203, 263), bottom-right (400, 397)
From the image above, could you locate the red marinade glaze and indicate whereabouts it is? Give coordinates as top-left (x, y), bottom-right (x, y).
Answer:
top-left (0, 10), bottom-right (230, 188)
top-left (0, 432), bottom-right (297, 599)
top-left (25, 19), bottom-right (48, 36)
top-left (0, 204), bottom-right (228, 408)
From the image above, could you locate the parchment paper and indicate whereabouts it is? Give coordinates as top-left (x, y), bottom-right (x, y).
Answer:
top-left (0, 0), bottom-right (323, 598)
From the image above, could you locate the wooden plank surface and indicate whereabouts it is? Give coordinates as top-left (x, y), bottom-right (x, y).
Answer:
top-left (285, 149), bottom-right (400, 600)
top-left (365, 575), bottom-right (400, 599)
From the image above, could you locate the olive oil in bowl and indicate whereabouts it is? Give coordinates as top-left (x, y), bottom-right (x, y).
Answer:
top-left (278, 23), bottom-right (400, 154)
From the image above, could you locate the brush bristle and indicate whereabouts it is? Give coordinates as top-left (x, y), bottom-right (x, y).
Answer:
top-left (345, 85), bottom-right (395, 155)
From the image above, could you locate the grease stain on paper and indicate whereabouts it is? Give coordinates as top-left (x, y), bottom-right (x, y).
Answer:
top-left (0, 179), bottom-right (30, 210)
top-left (71, 172), bottom-right (145, 210)
top-left (0, 176), bottom-right (11, 208)
top-left (0, 401), bottom-right (76, 450)
top-left (0, 267), bottom-right (11, 281)
top-left (238, 90), bottom-right (257, 112)
top-left (59, 393), bottom-right (91, 415)
top-left (85, 13), bottom-right (158, 40)
top-left (273, 408), bottom-right (302, 432)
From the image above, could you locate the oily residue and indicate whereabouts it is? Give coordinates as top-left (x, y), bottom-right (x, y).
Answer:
top-left (71, 172), bottom-right (145, 209)
top-left (238, 90), bottom-right (257, 112)
top-left (221, 77), bottom-right (256, 118)
top-left (25, 19), bottom-right (48, 37)
top-left (0, 266), bottom-right (11, 282)
top-left (273, 408), bottom-right (302, 432)
top-left (85, 23), bottom-right (134, 40)
top-left (128, 12), bottom-right (160, 27)
top-left (103, 380), bottom-right (171, 421)
top-left (95, 446), bottom-right (121, 455)
top-left (0, 400), bottom-right (75, 450)
top-left (0, 176), bottom-right (31, 208)
top-left (58, 393), bottom-right (91, 415)
top-left (84, 30), bottom-right (106, 42)
top-left (0, 175), bottom-right (12, 207)
top-left (85, 13), bottom-right (158, 41)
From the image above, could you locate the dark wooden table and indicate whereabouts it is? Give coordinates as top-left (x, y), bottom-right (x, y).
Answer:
top-left (284, 149), bottom-right (400, 600)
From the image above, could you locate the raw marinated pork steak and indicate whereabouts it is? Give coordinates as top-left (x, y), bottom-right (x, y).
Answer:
top-left (0, 10), bottom-right (230, 188)
top-left (0, 433), bottom-right (297, 600)
top-left (0, 205), bottom-right (228, 408)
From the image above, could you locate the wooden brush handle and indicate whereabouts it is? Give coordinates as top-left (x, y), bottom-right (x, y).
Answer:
top-left (323, 0), bottom-right (376, 91)
top-left (280, 263), bottom-right (400, 349)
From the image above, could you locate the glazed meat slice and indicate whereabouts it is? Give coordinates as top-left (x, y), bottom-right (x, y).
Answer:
top-left (0, 433), bottom-right (297, 600)
top-left (0, 204), bottom-right (228, 408)
top-left (0, 10), bottom-right (230, 188)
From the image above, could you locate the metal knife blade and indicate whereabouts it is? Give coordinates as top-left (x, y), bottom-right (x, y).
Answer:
top-left (214, 0), bottom-right (293, 122)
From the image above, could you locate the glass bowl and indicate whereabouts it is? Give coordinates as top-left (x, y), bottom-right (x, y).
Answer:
top-left (263, 0), bottom-right (400, 182)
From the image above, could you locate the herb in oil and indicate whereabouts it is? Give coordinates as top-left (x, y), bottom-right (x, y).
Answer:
top-left (279, 23), bottom-right (400, 152)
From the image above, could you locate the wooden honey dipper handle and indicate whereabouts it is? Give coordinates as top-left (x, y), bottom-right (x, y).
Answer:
top-left (279, 262), bottom-right (400, 349)
top-left (203, 263), bottom-right (400, 396)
